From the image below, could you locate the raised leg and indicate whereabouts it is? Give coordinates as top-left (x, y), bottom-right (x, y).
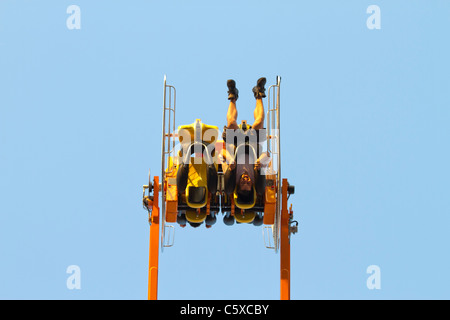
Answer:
top-left (226, 80), bottom-right (239, 129)
top-left (252, 98), bottom-right (265, 130)
top-left (226, 99), bottom-right (239, 129)
top-left (252, 77), bottom-right (266, 130)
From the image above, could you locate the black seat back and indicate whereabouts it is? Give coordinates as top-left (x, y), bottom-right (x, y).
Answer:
top-left (188, 186), bottom-right (206, 204)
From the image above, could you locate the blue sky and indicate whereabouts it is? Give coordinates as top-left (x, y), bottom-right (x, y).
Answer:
top-left (0, 1), bottom-right (449, 299)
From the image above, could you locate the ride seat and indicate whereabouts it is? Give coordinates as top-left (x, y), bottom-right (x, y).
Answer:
top-left (177, 119), bottom-right (219, 210)
top-left (184, 162), bottom-right (208, 208)
top-left (187, 186), bottom-right (206, 205)
top-left (234, 210), bottom-right (256, 224)
top-left (185, 209), bottom-right (207, 224)
top-left (178, 119), bottom-right (219, 145)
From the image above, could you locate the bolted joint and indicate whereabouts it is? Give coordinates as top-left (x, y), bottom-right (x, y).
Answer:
top-left (287, 184), bottom-right (295, 195)
top-left (290, 220), bottom-right (299, 235)
top-left (143, 196), bottom-right (154, 208)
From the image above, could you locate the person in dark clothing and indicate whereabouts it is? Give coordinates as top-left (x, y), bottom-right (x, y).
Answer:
top-left (221, 148), bottom-right (270, 201)
top-left (221, 77), bottom-right (271, 202)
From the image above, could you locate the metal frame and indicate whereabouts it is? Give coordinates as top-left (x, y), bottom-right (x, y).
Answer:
top-left (161, 75), bottom-right (176, 252)
top-left (181, 142), bottom-right (215, 166)
top-left (280, 178), bottom-right (290, 300)
top-left (146, 75), bottom-right (295, 300)
top-left (147, 176), bottom-right (160, 300)
top-left (266, 76), bottom-right (282, 252)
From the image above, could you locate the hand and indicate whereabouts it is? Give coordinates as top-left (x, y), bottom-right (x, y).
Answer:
top-left (254, 159), bottom-right (261, 171)
top-left (219, 153), bottom-right (236, 170)
top-left (258, 152), bottom-right (271, 168)
top-left (218, 153), bottom-right (225, 164)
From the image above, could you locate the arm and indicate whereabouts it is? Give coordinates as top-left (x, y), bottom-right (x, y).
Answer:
top-left (219, 148), bottom-right (236, 167)
top-left (254, 152), bottom-right (270, 195)
top-left (257, 152), bottom-right (271, 167)
top-left (207, 164), bottom-right (218, 194)
top-left (254, 167), bottom-right (266, 195)
top-left (220, 148), bottom-right (237, 195)
top-left (224, 165), bottom-right (236, 195)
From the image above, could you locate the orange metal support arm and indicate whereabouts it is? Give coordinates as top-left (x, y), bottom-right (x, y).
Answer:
top-left (280, 178), bottom-right (291, 300)
top-left (148, 176), bottom-right (160, 300)
top-left (146, 176), bottom-right (292, 300)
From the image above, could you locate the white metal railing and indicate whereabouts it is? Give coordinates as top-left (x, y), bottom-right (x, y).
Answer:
top-left (161, 75), bottom-right (177, 252)
top-left (266, 76), bottom-right (281, 252)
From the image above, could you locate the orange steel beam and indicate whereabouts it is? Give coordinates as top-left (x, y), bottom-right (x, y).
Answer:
top-left (280, 178), bottom-right (290, 300)
top-left (148, 176), bottom-right (160, 300)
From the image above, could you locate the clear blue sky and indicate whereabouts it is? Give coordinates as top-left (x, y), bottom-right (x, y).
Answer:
top-left (1, 0), bottom-right (449, 299)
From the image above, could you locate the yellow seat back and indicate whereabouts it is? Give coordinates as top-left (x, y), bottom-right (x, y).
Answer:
top-left (233, 187), bottom-right (257, 210)
top-left (185, 159), bottom-right (208, 208)
top-left (178, 119), bottom-right (219, 145)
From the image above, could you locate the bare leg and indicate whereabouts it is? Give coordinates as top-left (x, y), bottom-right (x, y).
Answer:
top-left (252, 98), bottom-right (265, 130)
top-left (226, 99), bottom-right (239, 129)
